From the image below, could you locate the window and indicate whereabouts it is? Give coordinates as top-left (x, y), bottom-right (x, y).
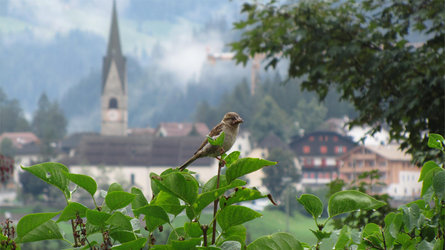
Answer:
top-left (303, 146), bottom-right (311, 154)
top-left (333, 136), bottom-right (338, 142)
top-left (130, 174), bottom-right (135, 186)
top-left (109, 98), bottom-right (118, 109)
top-left (310, 173), bottom-right (315, 178)
top-left (238, 145), bottom-right (242, 150)
top-left (335, 146), bottom-right (345, 154)
top-left (321, 158), bottom-right (326, 167)
top-left (309, 136), bottom-right (314, 142)
top-left (320, 146), bottom-right (327, 154)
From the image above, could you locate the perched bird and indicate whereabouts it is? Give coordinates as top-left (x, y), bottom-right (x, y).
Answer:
top-left (179, 112), bottom-right (243, 171)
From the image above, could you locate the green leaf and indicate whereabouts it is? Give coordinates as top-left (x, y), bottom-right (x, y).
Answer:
top-left (419, 161), bottom-right (441, 181)
top-left (150, 172), bottom-right (162, 196)
top-left (151, 172), bottom-right (199, 204)
top-left (167, 227), bottom-right (186, 244)
top-left (328, 190), bottom-right (386, 218)
top-left (131, 187), bottom-right (149, 217)
top-left (220, 241), bottom-right (242, 250)
top-left (208, 131), bottom-right (225, 146)
top-left (151, 191), bottom-right (185, 216)
top-left (134, 205), bottom-right (170, 231)
top-left (247, 232), bottom-right (303, 250)
top-left (226, 158), bottom-right (277, 183)
top-left (172, 238), bottom-right (202, 249)
top-left (203, 175), bottom-right (228, 192)
top-left (194, 179), bottom-right (246, 213)
top-left (220, 187), bottom-right (266, 209)
top-left (433, 171), bottom-right (445, 200)
top-left (57, 202), bottom-right (88, 222)
top-left (421, 167), bottom-right (443, 197)
top-left (217, 205), bottom-right (262, 231)
top-left (428, 133), bottom-right (444, 150)
top-left (16, 212), bottom-right (62, 243)
top-left (225, 151), bottom-right (241, 166)
top-left (217, 225), bottom-right (246, 247)
top-left (105, 191), bottom-right (136, 210)
top-left (296, 194), bottom-right (323, 220)
top-left (110, 230), bottom-right (136, 243)
top-left (21, 162), bottom-right (70, 199)
top-left (111, 238), bottom-right (147, 250)
top-left (334, 226), bottom-right (350, 250)
top-left (64, 172), bottom-right (97, 197)
top-left (362, 223), bottom-right (381, 238)
top-left (401, 203), bottom-right (420, 232)
top-left (309, 229), bottom-right (331, 241)
top-left (108, 182), bottom-right (124, 192)
top-left (86, 209), bottom-right (111, 227)
top-left (106, 211), bottom-right (133, 231)
top-left (184, 222), bottom-right (202, 238)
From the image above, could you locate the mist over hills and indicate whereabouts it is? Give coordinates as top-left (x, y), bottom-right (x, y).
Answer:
top-left (0, 0), bottom-right (249, 132)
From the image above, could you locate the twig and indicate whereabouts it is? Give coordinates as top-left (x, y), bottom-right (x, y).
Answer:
top-left (212, 160), bottom-right (224, 244)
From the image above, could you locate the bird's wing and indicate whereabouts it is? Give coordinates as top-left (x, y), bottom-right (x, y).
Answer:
top-left (194, 122), bottom-right (224, 154)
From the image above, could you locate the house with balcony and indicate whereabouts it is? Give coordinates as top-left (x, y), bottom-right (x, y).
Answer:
top-left (290, 131), bottom-right (356, 187)
top-left (338, 144), bottom-right (421, 199)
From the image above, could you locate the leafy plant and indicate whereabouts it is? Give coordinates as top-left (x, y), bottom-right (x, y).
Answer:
top-left (3, 133), bottom-right (444, 249)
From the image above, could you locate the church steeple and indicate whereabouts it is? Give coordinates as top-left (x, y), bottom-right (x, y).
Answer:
top-left (101, 0), bottom-right (128, 136)
top-left (102, 0), bottom-right (126, 94)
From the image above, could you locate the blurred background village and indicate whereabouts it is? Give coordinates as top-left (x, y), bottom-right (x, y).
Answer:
top-left (0, 0), bottom-right (424, 245)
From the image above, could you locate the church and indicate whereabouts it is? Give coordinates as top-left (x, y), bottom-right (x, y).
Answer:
top-left (62, 2), bottom-right (218, 196)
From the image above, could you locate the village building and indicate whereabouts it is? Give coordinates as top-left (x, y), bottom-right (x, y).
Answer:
top-left (290, 131), bottom-right (356, 186)
top-left (338, 144), bottom-right (421, 199)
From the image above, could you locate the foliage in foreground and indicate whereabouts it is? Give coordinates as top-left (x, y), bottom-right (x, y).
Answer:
top-left (1, 133), bottom-right (444, 249)
top-left (231, 0), bottom-right (445, 163)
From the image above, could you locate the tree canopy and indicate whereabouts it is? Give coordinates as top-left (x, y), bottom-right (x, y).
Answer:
top-left (231, 0), bottom-right (444, 162)
top-left (0, 87), bottom-right (30, 134)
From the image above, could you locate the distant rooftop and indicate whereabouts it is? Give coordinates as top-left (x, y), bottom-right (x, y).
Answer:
top-left (61, 134), bottom-right (212, 167)
top-left (0, 132), bottom-right (40, 149)
top-left (156, 123), bottom-right (209, 137)
top-left (366, 144), bottom-right (411, 161)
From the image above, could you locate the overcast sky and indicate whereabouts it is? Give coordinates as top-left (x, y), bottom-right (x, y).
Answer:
top-left (1, 0), bottom-right (240, 84)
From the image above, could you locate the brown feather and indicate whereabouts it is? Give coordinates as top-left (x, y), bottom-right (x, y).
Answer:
top-left (194, 122), bottom-right (224, 154)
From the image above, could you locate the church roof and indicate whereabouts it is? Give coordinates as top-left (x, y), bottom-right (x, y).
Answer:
top-left (156, 123), bottom-right (210, 137)
top-left (102, 0), bottom-right (126, 93)
top-left (61, 135), bottom-right (212, 167)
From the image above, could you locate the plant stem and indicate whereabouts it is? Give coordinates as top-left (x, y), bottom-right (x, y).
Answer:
top-left (212, 160), bottom-right (224, 244)
top-left (70, 219), bottom-right (79, 247)
top-left (201, 225), bottom-right (208, 247)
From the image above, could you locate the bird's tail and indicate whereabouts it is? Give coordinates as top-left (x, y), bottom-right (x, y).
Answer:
top-left (179, 155), bottom-right (198, 171)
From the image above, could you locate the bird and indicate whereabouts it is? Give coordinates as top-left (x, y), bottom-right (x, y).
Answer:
top-left (179, 112), bottom-right (244, 171)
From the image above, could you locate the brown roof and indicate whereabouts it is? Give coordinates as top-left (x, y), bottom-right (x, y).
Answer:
top-left (156, 123), bottom-right (209, 137)
top-left (0, 132), bottom-right (40, 149)
top-left (128, 127), bottom-right (155, 135)
top-left (62, 135), bottom-right (212, 167)
top-left (339, 144), bottom-right (411, 161)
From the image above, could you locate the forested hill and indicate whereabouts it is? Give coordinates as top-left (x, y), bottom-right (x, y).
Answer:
top-left (0, 0), bottom-right (243, 130)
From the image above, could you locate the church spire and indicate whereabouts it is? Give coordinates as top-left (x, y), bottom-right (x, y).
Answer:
top-left (107, 0), bottom-right (122, 57)
top-left (103, 0), bottom-right (126, 93)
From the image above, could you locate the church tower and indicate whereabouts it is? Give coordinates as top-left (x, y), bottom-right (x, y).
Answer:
top-left (101, 1), bottom-right (127, 136)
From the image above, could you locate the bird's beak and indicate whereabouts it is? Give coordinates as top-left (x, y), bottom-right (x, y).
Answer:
top-left (235, 118), bottom-right (244, 124)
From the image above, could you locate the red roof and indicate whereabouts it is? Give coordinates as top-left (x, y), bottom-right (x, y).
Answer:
top-left (156, 123), bottom-right (209, 137)
top-left (0, 132), bottom-right (40, 149)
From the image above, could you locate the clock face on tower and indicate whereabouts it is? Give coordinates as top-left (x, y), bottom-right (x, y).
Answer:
top-left (106, 109), bottom-right (120, 121)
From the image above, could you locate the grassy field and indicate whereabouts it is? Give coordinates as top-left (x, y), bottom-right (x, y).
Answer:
top-left (244, 209), bottom-right (317, 245)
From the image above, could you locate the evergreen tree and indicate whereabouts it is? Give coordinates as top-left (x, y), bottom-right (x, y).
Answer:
top-left (32, 93), bottom-right (67, 160)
